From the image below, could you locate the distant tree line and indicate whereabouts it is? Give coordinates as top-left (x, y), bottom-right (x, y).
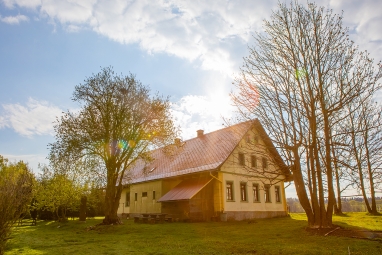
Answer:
top-left (287, 197), bottom-right (382, 213)
top-left (35, 163), bottom-right (105, 221)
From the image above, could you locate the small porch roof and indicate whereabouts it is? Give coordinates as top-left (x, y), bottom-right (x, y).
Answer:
top-left (157, 177), bottom-right (213, 202)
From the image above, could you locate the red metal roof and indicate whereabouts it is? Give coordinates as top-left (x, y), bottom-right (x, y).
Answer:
top-left (157, 177), bottom-right (213, 202)
top-left (124, 120), bottom-right (290, 184)
top-left (124, 121), bottom-right (252, 184)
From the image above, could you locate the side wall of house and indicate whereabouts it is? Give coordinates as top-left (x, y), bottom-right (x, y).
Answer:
top-left (117, 180), bottom-right (163, 216)
top-left (117, 178), bottom-right (184, 217)
top-left (219, 127), bottom-right (287, 221)
top-left (117, 187), bottom-right (131, 216)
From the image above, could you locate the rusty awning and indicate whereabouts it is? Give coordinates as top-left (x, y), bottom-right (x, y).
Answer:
top-left (157, 177), bottom-right (213, 202)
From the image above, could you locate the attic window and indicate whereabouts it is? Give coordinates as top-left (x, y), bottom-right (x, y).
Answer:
top-left (251, 155), bottom-right (257, 168)
top-left (262, 157), bottom-right (268, 170)
top-left (238, 153), bottom-right (245, 166)
top-left (246, 134), bottom-right (251, 143)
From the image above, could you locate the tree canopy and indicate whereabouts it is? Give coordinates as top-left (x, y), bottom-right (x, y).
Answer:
top-left (49, 67), bottom-right (177, 224)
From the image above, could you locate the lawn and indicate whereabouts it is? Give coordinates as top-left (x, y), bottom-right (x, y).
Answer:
top-left (5, 213), bottom-right (382, 255)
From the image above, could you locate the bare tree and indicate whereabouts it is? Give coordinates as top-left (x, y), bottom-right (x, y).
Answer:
top-left (0, 156), bottom-right (34, 255)
top-left (49, 67), bottom-right (177, 224)
top-left (232, 2), bottom-right (381, 228)
top-left (341, 99), bottom-right (382, 215)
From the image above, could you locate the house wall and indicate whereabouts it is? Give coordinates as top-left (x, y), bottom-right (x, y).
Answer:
top-left (213, 172), bottom-right (223, 213)
top-left (117, 187), bottom-right (131, 215)
top-left (189, 180), bottom-right (215, 221)
top-left (117, 180), bottom-right (162, 216)
top-left (117, 178), bottom-right (183, 217)
top-left (221, 171), bottom-right (286, 220)
top-left (219, 127), bottom-right (288, 220)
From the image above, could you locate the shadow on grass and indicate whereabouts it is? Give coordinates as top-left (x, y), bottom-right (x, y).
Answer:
top-left (334, 213), bottom-right (350, 217)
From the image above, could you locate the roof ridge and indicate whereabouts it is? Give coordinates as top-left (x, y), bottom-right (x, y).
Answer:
top-left (183, 120), bottom-right (253, 142)
top-left (146, 120), bottom-right (254, 154)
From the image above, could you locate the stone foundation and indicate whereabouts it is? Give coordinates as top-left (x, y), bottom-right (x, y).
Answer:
top-left (224, 211), bottom-right (287, 221)
top-left (122, 211), bottom-right (287, 222)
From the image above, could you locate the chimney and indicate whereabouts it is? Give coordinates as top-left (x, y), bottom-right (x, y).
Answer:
top-left (196, 129), bottom-right (204, 138)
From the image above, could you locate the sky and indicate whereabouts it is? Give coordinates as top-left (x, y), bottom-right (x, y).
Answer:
top-left (1, 0), bottom-right (381, 198)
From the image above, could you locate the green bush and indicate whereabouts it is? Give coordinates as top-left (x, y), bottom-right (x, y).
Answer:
top-left (0, 155), bottom-right (34, 255)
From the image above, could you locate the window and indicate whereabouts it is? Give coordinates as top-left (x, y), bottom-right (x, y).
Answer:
top-left (134, 193), bottom-right (138, 201)
top-left (251, 155), bottom-right (257, 168)
top-left (238, 153), bottom-right (245, 166)
top-left (253, 184), bottom-right (259, 202)
top-left (142, 192), bottom-right (147, 197)
top-left (275, 186), bottom-right (281, 202)
top-left (125, 192), bottom-right (130, 207)
top-left (264, 185), bottom-right (271, 202)
top-left (262, 157), bottom-right (268, 170)
top-left (153, 191), bottom-right (156, 200)
top-left (240, 182), bottom-right (247, 201)
top-left (246, 134), bottom-right (251, 143)
top-left (226, 182), bottom-right (234, 201)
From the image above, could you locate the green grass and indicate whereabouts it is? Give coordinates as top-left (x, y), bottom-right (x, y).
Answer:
top-left (5, 213), bottom-right (382, 255)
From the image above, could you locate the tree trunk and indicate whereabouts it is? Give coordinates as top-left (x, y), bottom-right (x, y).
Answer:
top-left (79, 196), bottom-right (87, 221)
top-left (365, 133), bottom-right (378, 215)
top-left (103, 185), bottom-right (122, 224)
top-left (102, 166), bottom-right (123, 225)
top-left (332, 143), bottom-right (343, 215)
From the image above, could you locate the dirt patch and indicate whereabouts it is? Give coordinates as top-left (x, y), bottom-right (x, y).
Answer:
top-left (305, 225), bottom-right (382, 242)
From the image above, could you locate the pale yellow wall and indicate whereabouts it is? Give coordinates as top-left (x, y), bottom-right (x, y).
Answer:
top-left (162, 178), bottom-right (182, 195)
top-left (220, 127), bottom-right (287, 213)
top-left (129, 180), bottom-right (162, 214)
top-left (221, 172), bottom-right (285, 212)
top-left (117, 178), bottom-right (184, 215)
top-left (117, 188), bottom-right (131, 215)
top-left (117, 180), bottom-right (163, 214)
top-left (213, 172), bottom-right (223, 212)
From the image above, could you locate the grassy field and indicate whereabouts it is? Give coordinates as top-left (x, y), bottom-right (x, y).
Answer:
top-left (5, 213), bottom-right (382, 255)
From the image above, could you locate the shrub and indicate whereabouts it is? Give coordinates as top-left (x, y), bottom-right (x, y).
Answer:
top-left (0, 155), bottom-right (34, 255)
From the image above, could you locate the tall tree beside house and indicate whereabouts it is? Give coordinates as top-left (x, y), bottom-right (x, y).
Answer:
top-left (231, 2), bottom-right (382, 228)
top-left (49, 67), bottom-right (177, 224)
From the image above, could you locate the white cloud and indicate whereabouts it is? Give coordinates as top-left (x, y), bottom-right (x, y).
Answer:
top-left (0, 14), bottom-right (29, 24)
top-left (3, 0), bottom-right (381, 74)
top-left (2, 0), bottom-right (41, 9)
top-left (0, 98), bottom-right (63, 137)
top-left (1, 0), bottom-right (275, 74)
top-left (171, 93), bottom-right (235, 140)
